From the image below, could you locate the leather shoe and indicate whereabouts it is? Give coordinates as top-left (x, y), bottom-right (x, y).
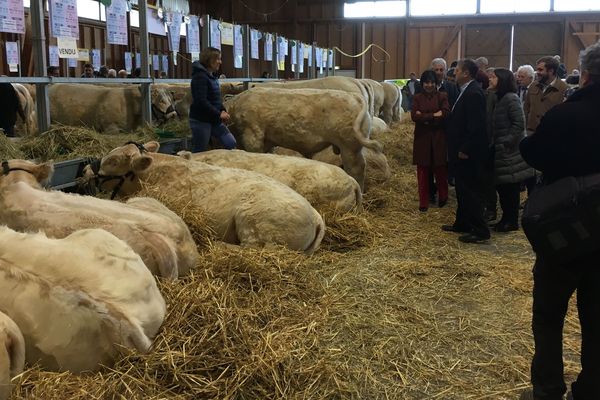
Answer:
top-left (494, 222), bottom-right (518, 232)
top-left (458, 233), bottom-right (489, 243)
top-left (419, 207), bottom-right (428, 212)
top-left (441, 224), bottom-right (469, 233)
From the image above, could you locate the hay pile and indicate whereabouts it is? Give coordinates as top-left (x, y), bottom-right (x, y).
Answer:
top-left (0, 135), bottom-right (25, 160)
top-left (17, 125), bottom-right (157, 161)
top-left (10, 116), bottom-right (583, 399)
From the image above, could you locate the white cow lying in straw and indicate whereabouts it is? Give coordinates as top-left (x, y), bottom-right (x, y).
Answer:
top-left (178, 149), bottom-right (362, 212)
top-left (98, 142), bottom-right (325, 255)
top-left (0, 226), bottom-right (166, 372)
top-left (225, 87), bottom-right (382, 191)
top-left (0, 159), bottom-right (198, 279)
top-left (0, 311), bottom-right (24, 400)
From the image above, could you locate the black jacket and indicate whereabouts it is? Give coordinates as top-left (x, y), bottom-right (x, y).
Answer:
top-left (446, 80), bottom-right (488, 163)
top-left (439, 80), bottom-right (459, 108)
top-left (189, 61), bottom-right (225, 124)
top-left (520, 82), bottom-right (600, 183)
top-left (0, 83), bottom-right (19, 127)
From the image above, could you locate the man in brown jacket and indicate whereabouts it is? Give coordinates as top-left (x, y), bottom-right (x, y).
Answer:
top-left (524, 56), bottom-right (568, 135)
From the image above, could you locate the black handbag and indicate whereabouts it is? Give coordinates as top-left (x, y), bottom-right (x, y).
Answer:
top-left (521, 173), bottom-right (600, 266)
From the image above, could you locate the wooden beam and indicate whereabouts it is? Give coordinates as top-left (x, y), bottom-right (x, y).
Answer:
top-left (436, 24), bottom-right (461, 60)
top-left (573, 32), bottom-right (600, 36)
top-left (568, 21), bottom-right (588, 50)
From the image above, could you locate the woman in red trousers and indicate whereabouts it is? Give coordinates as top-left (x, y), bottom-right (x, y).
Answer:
top-left (411, 69), bottom-right (451, 212)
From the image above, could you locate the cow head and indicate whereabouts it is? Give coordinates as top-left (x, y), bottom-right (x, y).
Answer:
top-left (150, 88), bottom-right (178, 122)
top-left (0, 159), bottom-right (53, 190)
top-left (97, 141), bottom-right (158, 198)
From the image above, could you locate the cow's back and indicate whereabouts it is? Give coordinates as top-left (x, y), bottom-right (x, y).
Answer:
top-left (191, 149), bottom-right (362, 211)
top-left (49, 84), bottom-right (140, 132)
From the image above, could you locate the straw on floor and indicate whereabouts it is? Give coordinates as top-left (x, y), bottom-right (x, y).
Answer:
top-left (10, 115), bottom-right (582, 400)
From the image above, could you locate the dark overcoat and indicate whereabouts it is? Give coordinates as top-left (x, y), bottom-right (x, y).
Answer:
top-left (410, 91), bottom-right (450, 166)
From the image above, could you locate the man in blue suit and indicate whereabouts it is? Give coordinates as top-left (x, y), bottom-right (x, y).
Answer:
top-left (441, 59), bottom-right (490, 243)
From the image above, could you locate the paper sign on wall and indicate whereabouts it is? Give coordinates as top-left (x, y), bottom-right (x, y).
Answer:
top-left (328, 49), bottom-right (333, 69)
top-left (190, 52), bottom-right (199, 61)
top-left (186, 15), bottom-right (200, 54)
top-left (162, 55), bottom-right (169, 74)
top-left (264, 33), bottom-right (272, 62)
top-left (152, 54), bottom-right (159, 71)
top-left (57, 36), bottom-right (78, 58)
top-left (0, 0), bottom-right (25, 34)
top-left (210, 20), bottom-right (221, 50)
top-left (91, 49), bottom-right (101, 70)
top-left (167, 12), bottom-right (181, 53)
top-left (6, 41), bottom-right (19, 72)
top-left (68, 57), bottom-right (77, 68)
top-left (106, 0), bottom-right (128, 45)
top-left (250, 29), bottom-right (259, 60)
top-left (77, 48), bottom-right (90, 62)
top-left (124, 51), bottom-right (132, 73)
top-left (49, 45), bottom-right (60, 67)
top-left (299, 43), bottom-right (304, 73)
top-left (233, 24), bottom-right (243, 69)
top-left (290, 41), bottom-right (296, 66)
top-left (220, 22), bottom-right (233, 46)
top-left (49, 0), bottom-right (79, 38)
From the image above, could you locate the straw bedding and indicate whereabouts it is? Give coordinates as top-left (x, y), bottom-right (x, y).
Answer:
top-left (9, 116), bottom-right (582, 399)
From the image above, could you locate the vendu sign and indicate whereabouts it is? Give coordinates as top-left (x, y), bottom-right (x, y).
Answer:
top-left (57, 37), bottom-right (78, 59)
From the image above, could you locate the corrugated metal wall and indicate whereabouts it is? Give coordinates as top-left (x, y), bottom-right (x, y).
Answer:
top-left (1, 1), bottom-right (599, 79)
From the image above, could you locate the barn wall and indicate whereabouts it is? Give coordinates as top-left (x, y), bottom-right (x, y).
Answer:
top-left (1, 1), bottom-right (600, 79)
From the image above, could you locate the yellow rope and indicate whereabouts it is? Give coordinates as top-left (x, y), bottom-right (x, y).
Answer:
top-left (333, 44), bottom-right (391, 63)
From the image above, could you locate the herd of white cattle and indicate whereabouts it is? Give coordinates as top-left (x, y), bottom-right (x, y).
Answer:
top-left (0, 76), bottom-right (402, 398)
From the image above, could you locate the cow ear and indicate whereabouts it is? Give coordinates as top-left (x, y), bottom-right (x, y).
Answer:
top-left (33, 161), bottom-right (54, 184)
top-left (132, 155), bottom-right (153, 172)
top-left (177, 150), bottom-right (192, 160)
top-left (144, 141), bottom-right (160, 153)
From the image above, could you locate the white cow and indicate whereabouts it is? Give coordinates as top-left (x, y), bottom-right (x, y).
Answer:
top-left (0, 226), bottom-right (166, 372)
top-left (225, 87), bottom-right (382, 191)
top-left (0, 159), bottom-right (199, 279)
top-left (180, 149), bottom-right (362, 212)
top-left (98, 142), bottom-right (326, 255)
top-left (0, 311), bottom-right (24, 400)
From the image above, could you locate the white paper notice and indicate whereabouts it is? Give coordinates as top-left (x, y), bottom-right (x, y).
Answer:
top-left (315, 47), bottom-right (322, 68)
top-left (250, 29), bottom-right (259, 60)
top-left (153, 54), bottom-right (159, 71)
top-left (328, 49), bottom-right (333, 69)
top-left (220, 22), bottom-right (233, 46)
top-left (307, 45), bottom-right (312, 67)
top-left (49, 0), bottom-right (79, 38)
top-left (233, 24), bottom-right (243, 69)
top-left (190, 52), bottom-right (199, 62)
top-left (0, 0), bottom-right (25, 34)
top-left (49, 45), bottom-right (60, 67)
top-left (135, 52), bottom-right (141, 68)
top-left (299, 43), bottom-right (304, 73)
top-left (57, 36), bottom-right (78, 58)
top-left (168, 12), bottom-right (181, 53)
top-left (91, 49), bottom-right (101, 69)
top-left (162, 55), bottom-right (169, 74)
top-left (77, 48), bottom-right (90, 62)
top-left (186, 15), bottom-right (200, 54)
top-left (291, 41), bottom-right (297, 65)
top-left (124, 52), bottom-right (132, 73)
top-left (106, 0), bottom-right (128, 45)
top-left (264, 33), bottom-right (272, 62)
top-left (68, 57), bottom-right (77, 68)
top-left (210, 20), bottom-right (221, 50)
top-left (6, 41), bottom-right (19, 72)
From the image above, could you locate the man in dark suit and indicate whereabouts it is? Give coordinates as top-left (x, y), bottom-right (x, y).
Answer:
top-left (518, 41), bottom-right (600, 400)
top-left (441, 59), bottom-right (490, 243)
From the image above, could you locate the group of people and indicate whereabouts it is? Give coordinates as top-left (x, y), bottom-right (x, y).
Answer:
top-left (410, 54), bottom-right (572, 238)
top-left (47, 64), bottom-right (168, 79)
top-left (410, 41), bottom-right (600, 400)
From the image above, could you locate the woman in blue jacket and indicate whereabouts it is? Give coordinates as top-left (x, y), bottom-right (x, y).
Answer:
top-left (189, 47), bottom-right (236, 152)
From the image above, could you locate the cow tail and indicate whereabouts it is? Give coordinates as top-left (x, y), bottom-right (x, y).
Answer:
top-left (353, 97), bottom-right (383, 153)
top-left (145, 233), bottom-right (179, 280)
top-left (304, 217), bottom-right (325, 256)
